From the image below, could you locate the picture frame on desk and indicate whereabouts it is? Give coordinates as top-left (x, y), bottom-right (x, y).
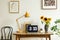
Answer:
top-left (41, 0), bottom-right (57, 10)
top-left (9, 1), bottom-right (19, 13)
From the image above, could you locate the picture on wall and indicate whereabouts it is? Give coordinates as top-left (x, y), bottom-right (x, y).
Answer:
top-left (9, 1), bottom-right (19, 13)
top-left (41, 0), bottom-right (57, 9)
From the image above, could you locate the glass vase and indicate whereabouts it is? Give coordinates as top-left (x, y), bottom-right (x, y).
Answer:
top-left (44, 24), bottom-right (49, 33)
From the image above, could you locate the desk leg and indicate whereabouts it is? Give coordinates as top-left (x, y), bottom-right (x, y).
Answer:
top-left (46, 37), bottom-right (47, 40)
top-left (49, 35), bottom-right (51, 40)
top-left (16, 35), bottom-right (20, 40)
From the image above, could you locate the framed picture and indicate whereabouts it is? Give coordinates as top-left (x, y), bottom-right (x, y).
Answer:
top-left (9, 1), bottom-right (19, 13)
top-left (41, 0), bottom-right (57, 10)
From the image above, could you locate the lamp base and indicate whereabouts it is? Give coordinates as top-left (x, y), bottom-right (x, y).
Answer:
top-left (16, 31), bottom-right (21, 33)
top-left (16, 29), bottom-right (24, 33)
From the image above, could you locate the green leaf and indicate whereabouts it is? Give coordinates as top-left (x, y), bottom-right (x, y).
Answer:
top-left (55, 19), bottom-right (60, 24)
top-left (41, 21), bottom-right (43, 24)
top-left (51, 25), bottom-right (57, 31)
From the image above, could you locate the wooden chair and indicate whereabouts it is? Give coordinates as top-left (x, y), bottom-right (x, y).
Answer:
top-left (1, 26), bottom-right (13, 40)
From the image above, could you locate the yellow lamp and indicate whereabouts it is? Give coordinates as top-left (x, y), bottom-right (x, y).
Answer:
top-left (25, 12), bottom-right (30, 17)
top-left (16, 11), bottom-right (30, 33)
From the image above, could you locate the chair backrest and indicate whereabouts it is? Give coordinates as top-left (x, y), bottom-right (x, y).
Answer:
top-left (1, 26), bottom-right (13, 40)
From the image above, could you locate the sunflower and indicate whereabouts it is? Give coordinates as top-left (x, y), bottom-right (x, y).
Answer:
top-left (48, 18), bottom-right (51, 21)
top-left (44, 17), bottom-right (48, 22)
top-left (40, 16), bottom-right (44, 20)
top-left (40, 16), bottom-right (51, 25)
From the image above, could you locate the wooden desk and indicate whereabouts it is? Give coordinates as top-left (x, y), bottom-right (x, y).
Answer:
top-left (13, 32), bottom-right (52, 40)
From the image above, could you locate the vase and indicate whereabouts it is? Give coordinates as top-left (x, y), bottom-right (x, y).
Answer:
top-left (44, 24), bottom-right (49, 33)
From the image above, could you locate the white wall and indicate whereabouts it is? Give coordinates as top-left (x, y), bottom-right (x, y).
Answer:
top-left (0, 0), bottom-right (60, 40)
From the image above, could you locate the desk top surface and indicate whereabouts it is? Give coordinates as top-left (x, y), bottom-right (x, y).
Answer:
top-left (13, 32), bottom-right (53, 35)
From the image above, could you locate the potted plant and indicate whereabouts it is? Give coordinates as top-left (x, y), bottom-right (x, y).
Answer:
top-left (51, 19), bottom-right (60, 35)
top-left (40, 16), bottom-right (51, 33)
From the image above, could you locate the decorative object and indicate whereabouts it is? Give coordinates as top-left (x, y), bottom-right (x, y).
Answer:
top-left (51, 25), bottom-right (57, 31)
top-left (26, 24), bottom-right (38, 32)
top-left (51, 19), bottom-right (60, 35)
top-left (51, 19), bottom-right (60, 31)
top-left (40, 16), bottom-right (51, 33)
top-left (16, 11), bottom-right (30, 33)
top-left (39, 28), bottom-right (43, 33)
top-left (41, 0), bottom-right (57, 10)
top-left (55, 19), bottom-right (60, 23)
top-left (44, 24), bottom-right (49, 33)
top-left (9, 1), bottom-right (19, 13)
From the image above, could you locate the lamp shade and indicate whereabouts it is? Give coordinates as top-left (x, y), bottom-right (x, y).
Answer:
top-left (25, 12), bottom-right (30, 17)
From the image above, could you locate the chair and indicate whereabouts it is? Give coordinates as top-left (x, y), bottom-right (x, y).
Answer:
top-left (1, 26), bottom-right (13, 40)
